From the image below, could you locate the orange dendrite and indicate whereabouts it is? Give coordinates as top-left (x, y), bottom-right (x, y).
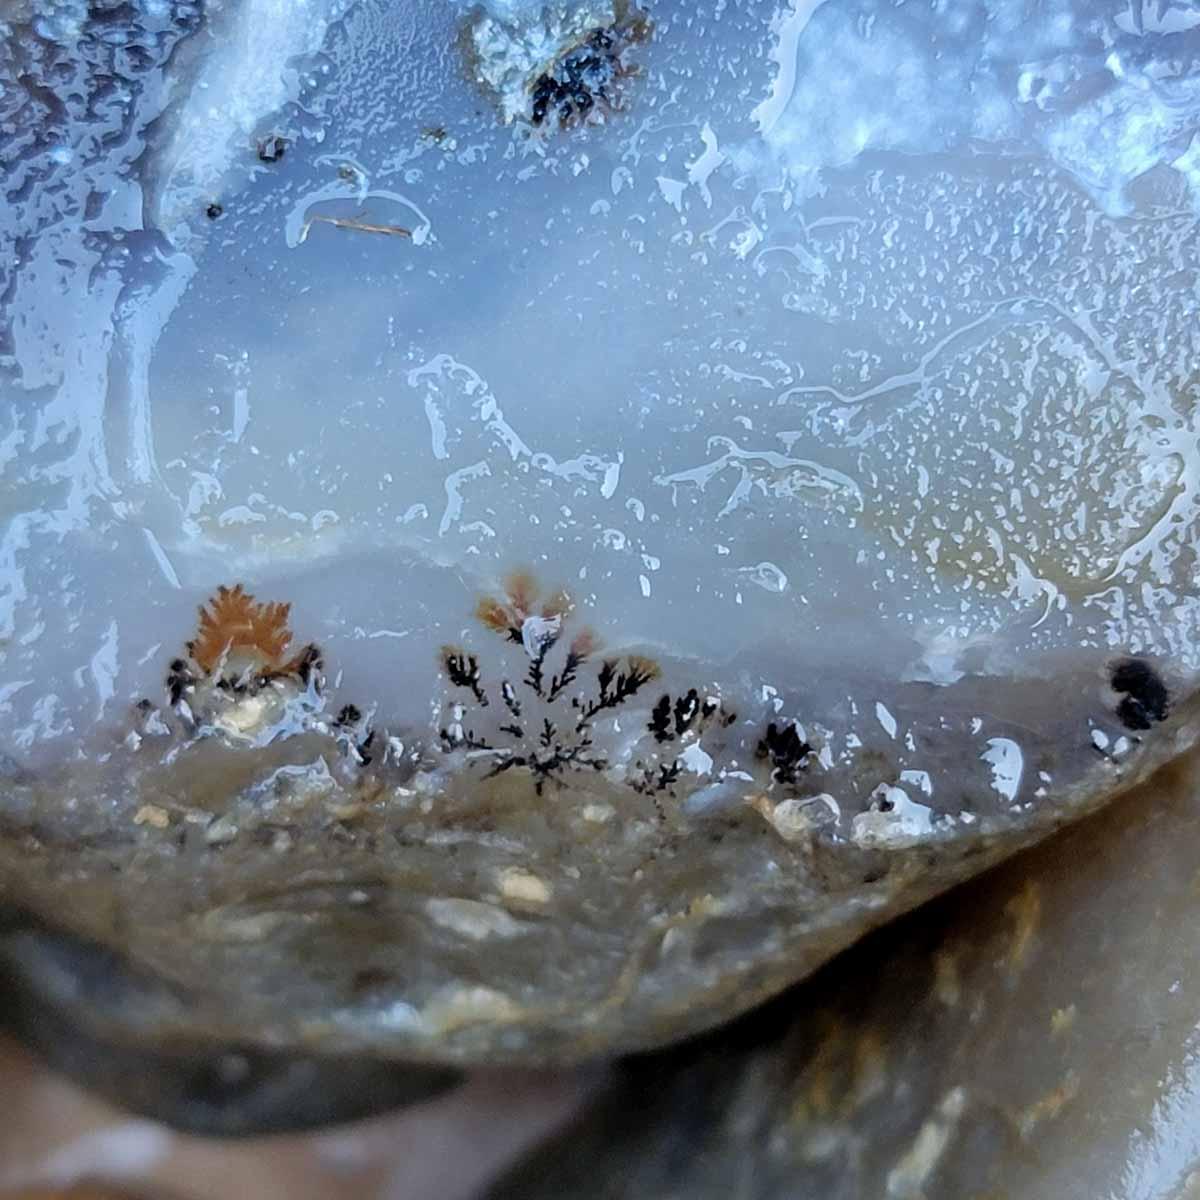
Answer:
top-left (541, 588), bottom-right (572, 620)
top-left (475, 595), bottom-right (516, 636)
top-left (505, 569), bottom-right (539, 618)
top-left (569, 628), bottom-right (599, 660)
top-left (623, 655), bottom-right (661, 685)
top-left (475, 570), bottom-right (573, 637)
top-left (189, 584), bottom-right (298, 674)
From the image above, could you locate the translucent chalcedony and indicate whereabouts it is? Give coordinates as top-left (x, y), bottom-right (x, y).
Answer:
top-left (0, 0), bottom-right (1197, 1079)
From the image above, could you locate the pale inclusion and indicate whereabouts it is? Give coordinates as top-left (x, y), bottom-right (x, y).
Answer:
top-left (0, 0), bottom-right (1199, 1069)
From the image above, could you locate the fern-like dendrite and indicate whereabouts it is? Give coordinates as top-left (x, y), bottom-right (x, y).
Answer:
top-left (440, 572), bottom-right (668, 794)
top-left (189, 584), bottom-right (299, 674)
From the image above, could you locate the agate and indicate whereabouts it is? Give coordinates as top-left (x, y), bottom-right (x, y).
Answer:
top-left (1, 0), bottom-right (1199, 1114)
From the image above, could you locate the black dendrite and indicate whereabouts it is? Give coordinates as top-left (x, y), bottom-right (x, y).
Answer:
top-left (649, 689), bottom-right (735, 743)
top-left (525, 635), bottom-right (556, 698)
top-left (576, 658), bottom-right (657, 730)
top-left (632, 759), bottom-right (683, 796)
top-left (547, 650), bottom-right (585, 703)
top-left (440, 724), bottom-right (496, 752)
top-left (166, 658), bottom-right (194, 707)
top-left (674, 689), bottom-right (702, 736)
top-left (443, 649), bottom-right (489, 707)
top-left (649, 694), bottom-right (671, 742)
top-left (757, 721), bottom-right (813, 784)
top-left (292, 644), bottom-right (324, 687)
top-left (334, 703), bottom-right (375, 764)
top-left (441, 580), bottom-right (662, 794)
top-left (498, 680), bottom-right (524, 737)
top-left (482, 724), bottom-right (607, 796)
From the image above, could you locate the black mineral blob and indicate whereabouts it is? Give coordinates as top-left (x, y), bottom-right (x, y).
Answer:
top-left (1110, 658), bottom-right (1170, 731)
top-left (531, 29), bottom-right (619, 126)
top-left (529, 12), bottom-right (649, 129)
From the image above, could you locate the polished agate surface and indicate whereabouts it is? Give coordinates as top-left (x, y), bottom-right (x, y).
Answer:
top-left (0, 0), bottom-right (1198, 1069)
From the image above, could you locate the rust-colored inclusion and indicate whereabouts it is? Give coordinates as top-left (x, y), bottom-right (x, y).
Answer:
top-left (187, 584), bottom-right (302, 674)
top-left (474, 569), bottom-right (573, 642)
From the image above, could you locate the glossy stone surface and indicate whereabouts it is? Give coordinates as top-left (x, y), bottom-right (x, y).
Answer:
top-left (2, 0), bottom-right (1200, 1094)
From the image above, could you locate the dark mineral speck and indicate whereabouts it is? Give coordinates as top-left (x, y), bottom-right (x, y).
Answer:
top-left (528, 14), bottom-right (648, 129)
top-left (1110, 658), bottom-right (1170, 731)
top-left (256, 134), bottom-right (288, 163)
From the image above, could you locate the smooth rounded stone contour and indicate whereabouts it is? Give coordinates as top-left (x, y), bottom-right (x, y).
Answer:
top-left (488, 747), bottom-right (1200, 1200)
top-left (2, 0), bottom-right (1200, 1082)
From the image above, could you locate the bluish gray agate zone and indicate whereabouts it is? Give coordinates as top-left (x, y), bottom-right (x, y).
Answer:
top-left (0, 0), bottom-right (1198, 1076)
